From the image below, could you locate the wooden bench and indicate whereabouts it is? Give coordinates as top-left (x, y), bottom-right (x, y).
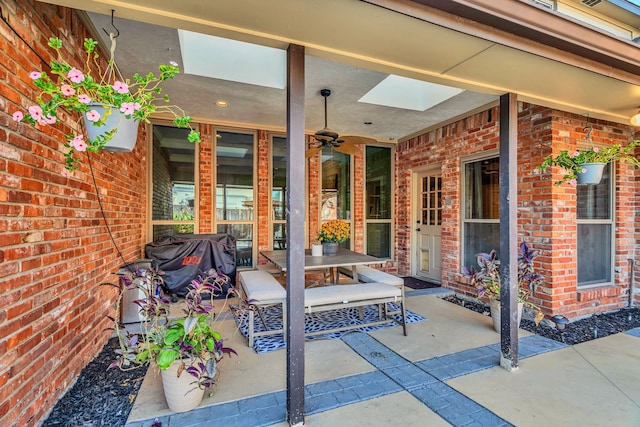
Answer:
top-left (238, 270), bottom-right (287, 347)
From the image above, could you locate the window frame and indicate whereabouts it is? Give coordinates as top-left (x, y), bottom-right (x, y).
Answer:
top-left (270, 133), bottom-right (288, 251)
top-left (319, 147), bottom-right (354, 249)
top-left (460, 151), bottom-right (500, 270)
top-left (576, 162), bottom-right (615, 288)
top-left (213, 127), bottom-right (257, 269)
top-left (147, 121), bottom-right (200, 241)
top-left (363, 144), bottom-right (395, 260)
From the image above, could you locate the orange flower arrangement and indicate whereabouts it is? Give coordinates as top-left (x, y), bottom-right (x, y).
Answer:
top-left (317, 219), bottom-right (350, 243)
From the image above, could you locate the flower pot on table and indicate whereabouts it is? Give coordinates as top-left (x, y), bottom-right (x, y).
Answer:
top-left (322, 242), bottom-right (339, 256)
top-left (311, 244), bottom-right (323, 256)
top-left (577, 162), bottom-right (605, 185)
top-left (84, 104), bottom-right (139, 152)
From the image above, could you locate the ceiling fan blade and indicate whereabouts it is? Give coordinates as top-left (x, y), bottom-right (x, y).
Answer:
top-left (334, 144), bottom-right (363, 156)
top-left (305, 146), bottom-right (323, 159)
top-left (340, 135), bottom-right (377, 145)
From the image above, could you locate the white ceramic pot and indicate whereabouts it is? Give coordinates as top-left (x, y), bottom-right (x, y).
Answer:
top-left (83, 104), bottom-right (139, 152)
top-left (576, 162), bottom-right (605, 185)
top-left (489, 299), bottom-right (523, 334)
top-left (311, 244), bottom-right (323, 256)
top-left (160, 361), bottom-right (206, 413)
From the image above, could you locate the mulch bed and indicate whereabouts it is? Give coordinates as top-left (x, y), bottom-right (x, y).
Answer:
top-left (443, 295), bottom-right (640, 345)
top-left (42, 337), bottom-right (148, 427)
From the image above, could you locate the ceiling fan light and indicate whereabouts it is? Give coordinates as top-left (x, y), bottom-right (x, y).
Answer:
top-left (631, 110), bottom-right (640, 126)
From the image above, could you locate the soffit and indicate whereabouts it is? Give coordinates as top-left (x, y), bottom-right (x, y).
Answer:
top-left (39, 0), bottom-right (640, 134)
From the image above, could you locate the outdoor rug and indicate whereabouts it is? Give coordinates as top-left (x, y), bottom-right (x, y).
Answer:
top-left (402, 276), bottom-right (440, 290)
top-left (233, 304), bottom-right (426, 353)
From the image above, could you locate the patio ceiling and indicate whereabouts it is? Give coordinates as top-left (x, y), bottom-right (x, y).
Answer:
top-left (40, 0), bottom-right (640, 142)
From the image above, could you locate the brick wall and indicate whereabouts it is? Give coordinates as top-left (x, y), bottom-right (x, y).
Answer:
top-left (396, 103), bottom-right (638, 319)
top-left (0, 1), bottom-right (147, 425)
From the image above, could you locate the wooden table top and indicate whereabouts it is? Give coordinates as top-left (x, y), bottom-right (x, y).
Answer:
top-left (259, 249), bottom-right (383, 272)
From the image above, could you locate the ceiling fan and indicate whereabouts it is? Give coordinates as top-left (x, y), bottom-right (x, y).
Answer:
top-left (305, 88), bottom-right (376, 159)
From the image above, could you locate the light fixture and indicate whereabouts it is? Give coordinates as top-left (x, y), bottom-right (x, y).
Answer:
top-left (215, 100), bottom-right (229, 107)
top-left (550, 315), bottom-right (569, 330)
top-left (630, 108), bottom-right (640, 126)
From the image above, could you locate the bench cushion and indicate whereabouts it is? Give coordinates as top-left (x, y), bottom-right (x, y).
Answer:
top-left (239, 270), bottom-right (286, 302)
top-left (339, 265), bottom-right (404, 287)
top-left (304, 283), bottom-right (400, 307)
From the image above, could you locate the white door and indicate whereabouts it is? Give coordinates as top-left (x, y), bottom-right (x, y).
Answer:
top-left (415, 172), bottom-right (442, 283)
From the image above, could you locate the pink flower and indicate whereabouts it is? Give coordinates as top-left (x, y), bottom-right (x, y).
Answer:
top-left (581, 168), bottom-right (587, 174)
top-left (593, 147), bottom-right (600, 153)
top-left (119, 102), bottom-right (142, 115)
top-left (170, 61), bottom-right (178, 66)
top-left (569, 179), bottom-right (577, 187)
top-left (44, 114), bottom-right (56, 124)
top-left (60, 84), bottom-right (76, 96)
top-left (70, 135), bottom-right (87, 152)
top-left (29, 71), bottom-right (42, 80)
top-left (61, 169), bottom-right (72, 178)
top-left (112, 81), bottom-right (129, 94)
top-left (12, 111), bottom-right (23, 121)
top-left (570, 151), bottom-right (580, 158)
top-left (28, 105), bottom-right (43, 121)
top-left (85, 110), bottom-right (101, 122)
top-left (77, 94), bottom-right (91, 104)
top-left (67, 68), bottom-right (84, 83)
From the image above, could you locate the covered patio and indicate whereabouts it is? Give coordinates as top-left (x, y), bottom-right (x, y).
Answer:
top-left (123, 290), bottom-right (640, 426)
top-left (2, 0), bottom-right (640, 426)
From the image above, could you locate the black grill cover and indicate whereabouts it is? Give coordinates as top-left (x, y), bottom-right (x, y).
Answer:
top-left (144, 234), bottom-right (236, 297)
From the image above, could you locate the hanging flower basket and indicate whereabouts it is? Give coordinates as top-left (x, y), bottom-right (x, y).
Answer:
top-left (576, 162), bottom-right (605, 185)
top-left (12, 37), bottom-right (201, 175)
top-left (84, 104), bottom-right (139, 152)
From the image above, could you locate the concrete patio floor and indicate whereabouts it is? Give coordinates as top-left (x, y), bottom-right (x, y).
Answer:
top-left (125, 290), bottom-right (640, 427)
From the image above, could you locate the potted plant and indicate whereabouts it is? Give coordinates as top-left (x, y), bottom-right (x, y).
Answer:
top-left (317, 219), bottom-right (350, 256)
top-left (12, 37), bottom-right (201, 175)
top-left (537, 140), bottom-right (640, 186)
top-left (463, 241), bottom-right (544, 333)
top-left (109, 266), bottom-right (236, 413)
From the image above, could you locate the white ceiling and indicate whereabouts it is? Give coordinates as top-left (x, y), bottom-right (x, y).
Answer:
top-left (86, 12), bottom-right (497, 143)
top-left (34, 0), bottom-right (637, 144)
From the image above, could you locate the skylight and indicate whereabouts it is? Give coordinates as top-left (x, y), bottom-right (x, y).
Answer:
top-left (359, 75), bottom-right (463, 111)
top-left (178, 30), bottom-right (286, 89)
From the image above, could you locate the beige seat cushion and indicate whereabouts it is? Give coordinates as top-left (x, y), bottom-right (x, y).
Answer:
top-left (304, 283), bottom-right (400, 307)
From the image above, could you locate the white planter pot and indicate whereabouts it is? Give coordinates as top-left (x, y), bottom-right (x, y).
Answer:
top-left (160, 361), bottom-right (206, 413)
top-left (576, 162), bottom-right (605, 185)
top-left (83, 104), bottom-right (139, 152)
top-left (311, 244), bottom-right (323, 256)
top-left (489, 299), bottom-right (523, 334)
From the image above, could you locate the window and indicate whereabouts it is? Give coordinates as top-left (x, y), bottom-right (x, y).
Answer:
top-left (271, 136), bottom-right (287, 250)
top-left (321, 148), bottom-right (351, 248)
top-left (462, 156), bottom-right (500, 269)
top-left (215, 130), bottom-right (255, 267)
top-left (150, 125), bottom-right (197, 240)
top-left (577, 164), bottom-right (612, 286)
top-left (365, 146), bottom-right (392, 258)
